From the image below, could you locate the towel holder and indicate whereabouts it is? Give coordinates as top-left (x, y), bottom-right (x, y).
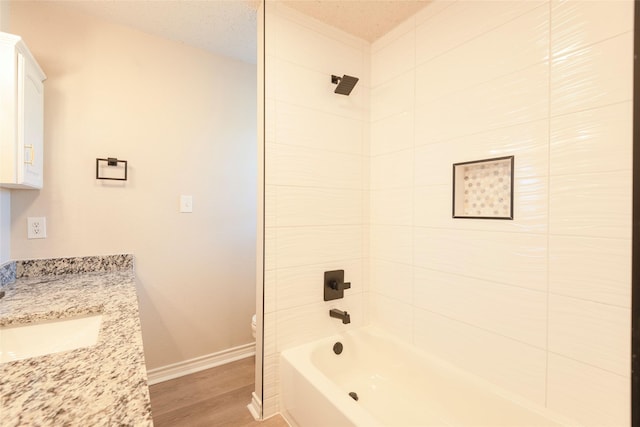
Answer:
top-left (96, 157), bottom-right (127, 181)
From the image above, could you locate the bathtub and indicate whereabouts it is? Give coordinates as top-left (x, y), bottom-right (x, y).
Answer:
top-left (280, 326), bottom-right (571, 427)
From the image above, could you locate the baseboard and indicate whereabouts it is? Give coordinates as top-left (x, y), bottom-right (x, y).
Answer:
top-left (147, 342), bottom-right (256, 385)
top-left (247, 391), bottom-right (262, 420)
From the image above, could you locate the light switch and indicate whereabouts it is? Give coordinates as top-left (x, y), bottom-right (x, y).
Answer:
top-left (180, 195), bottom-right (193, 213)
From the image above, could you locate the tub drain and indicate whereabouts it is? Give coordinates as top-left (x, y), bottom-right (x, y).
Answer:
top-left (349, 392), bottom-right (359, 401)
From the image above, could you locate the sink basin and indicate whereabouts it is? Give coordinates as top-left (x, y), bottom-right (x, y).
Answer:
top-left (0, 313), bottom-right (102, 363)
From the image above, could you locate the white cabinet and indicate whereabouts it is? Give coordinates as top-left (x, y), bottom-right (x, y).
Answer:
top-left (0, 32), bottom-right (46, 189)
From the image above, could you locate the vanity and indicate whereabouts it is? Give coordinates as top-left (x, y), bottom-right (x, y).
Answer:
top-left (0, 255), bottom-right (153, 426)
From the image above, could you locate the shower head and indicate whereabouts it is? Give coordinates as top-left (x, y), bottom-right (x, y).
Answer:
top-left (331, 74), bottom-right (359, 96)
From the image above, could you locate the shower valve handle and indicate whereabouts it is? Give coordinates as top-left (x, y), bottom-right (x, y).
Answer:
top-left (329, 280), bottom-right (351, 292)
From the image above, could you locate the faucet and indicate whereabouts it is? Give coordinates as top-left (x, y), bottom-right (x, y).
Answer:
top-left (329, 308), bottom-right (350, 324)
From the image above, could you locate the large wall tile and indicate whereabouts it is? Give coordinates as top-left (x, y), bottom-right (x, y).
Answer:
top-left (547, 354), bottom-right (630, 427)
top-left (414, 308), bottom-right (547, 405)
top-left (371, 111), bottom-right (414, 157)
top-left (414, 228), bottom-right (547, 291)
top-left (276, 187), bottom-right (363, 227)
top-left (415, 119), bottom-right (549, 181)
top-left (370, 148), bottom-right (413, 190)
top-left (370, 259), bottom-right (413, 304)
top-left (414, 268), bottom-right (547, 348)
top-left (415, 5), bottom-right (548, 104)
top-left (276, 259), bottom-right (363, 311)
top-left (372, 29), bottom-right (415, 86)
top-left (370, 188), bottom-right (413, 226)
top-left (265, 97), bottom-right (277, 142)
top-left (370, 224), bottom-right (413, 265)
top-left (272, 143), bottom-right (363, 190)
top-left (550, 102), bottom-right (632, 176)
top-left (551, 0), bottom-right (634, 58)
top-left (551, 32), bottom-right (633, 117)
top-left (276, 101), bottom-right (363, 156)
top-left (414, 63), bottom-right (548, 143)
top-left (265, 227), bottom-right (277, 272)
top-left (369, 293), bottom-right (413, 344)
top-left (371, 70), bottom-right (414, 122)
top-left (262, 353), bottom-right (280, 418)
top-left (264, 269), bottom-right (277, 314)
top-left (265, 185), bottom-right (277, 228)
top-left (549, 171), bottom-right (632, 239)
top-left (548, 294), bottom-right (630, 376)
top-left (415, 0), bottom-right (544, 65)
top-left (276, 225), bottom-right (362, 269)
top-left (549, 235), bottom-right (631, 307)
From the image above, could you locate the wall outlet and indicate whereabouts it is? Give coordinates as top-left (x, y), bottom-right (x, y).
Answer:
top-left (27, 217), bottom-right (47, 239)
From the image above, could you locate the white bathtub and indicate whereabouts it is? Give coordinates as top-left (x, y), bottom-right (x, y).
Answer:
top-left (280, 326), bottom-right (572, 427)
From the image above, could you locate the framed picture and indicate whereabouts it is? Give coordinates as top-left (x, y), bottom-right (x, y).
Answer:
top-left (452, 156), bottom-right (514, 220)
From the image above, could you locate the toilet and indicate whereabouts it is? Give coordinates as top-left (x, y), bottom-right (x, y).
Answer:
top-left (251, 314), bottom-right (256, 339)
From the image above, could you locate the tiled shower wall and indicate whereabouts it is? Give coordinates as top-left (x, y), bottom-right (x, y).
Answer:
top-left (263, 3), bottom-right (370, 416)
top-left (264, 0), bottom-right (633, 424)
top-left (369, 1), bottom-right (632, 426)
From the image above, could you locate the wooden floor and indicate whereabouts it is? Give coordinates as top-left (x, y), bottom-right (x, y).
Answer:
top-left (149, 357), bottom-right (289, 427)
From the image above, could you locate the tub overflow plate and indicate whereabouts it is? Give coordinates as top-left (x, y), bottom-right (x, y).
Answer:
top-left (333, 342), bottom-right (343, 355)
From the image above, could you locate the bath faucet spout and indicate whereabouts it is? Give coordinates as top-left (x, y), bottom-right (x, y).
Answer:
top-left (329, 308), bottom-right (350, 324)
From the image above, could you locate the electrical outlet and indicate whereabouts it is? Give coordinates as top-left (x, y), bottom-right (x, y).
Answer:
top-left (27, 217), bottom-right (47, 239)
top-left (180, 195), bottom-right (193, 213)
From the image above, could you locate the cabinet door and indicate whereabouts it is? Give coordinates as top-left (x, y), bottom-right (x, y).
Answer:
top-left (17, 51), bottom-right (44, 188)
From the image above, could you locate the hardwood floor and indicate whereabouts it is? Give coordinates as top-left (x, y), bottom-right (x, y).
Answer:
top-left (149, 357), bottom-right (289, 427)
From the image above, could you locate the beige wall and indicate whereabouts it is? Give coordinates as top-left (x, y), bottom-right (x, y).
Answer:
top-left (0, 0), bottom-right (10, 265)
top-left (10, 1), bottom-right (257, 369)
top-left (0, 0), bottom-right (9, 31)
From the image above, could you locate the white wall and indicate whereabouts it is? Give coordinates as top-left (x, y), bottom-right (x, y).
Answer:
top-left (369, 1), bottom-right (632, 425)
top-left (9, 1), bottom-right (257, 370)
top-left (0, 0), bottom-right (11, 266)
top-left (263, 3), bottom-right (370, 417)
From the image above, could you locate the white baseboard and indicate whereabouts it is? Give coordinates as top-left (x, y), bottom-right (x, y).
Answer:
top-left (146, 342), bottom-right (256, 385)
top-left (247, 391), bottom-right (262, 420)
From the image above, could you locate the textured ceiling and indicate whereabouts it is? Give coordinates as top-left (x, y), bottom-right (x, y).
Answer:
top-left (47, 0), bottom-right (431, 63)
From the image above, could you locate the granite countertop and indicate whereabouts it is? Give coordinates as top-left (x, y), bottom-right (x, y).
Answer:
top-left (0, 257), bottom-right (153, 426)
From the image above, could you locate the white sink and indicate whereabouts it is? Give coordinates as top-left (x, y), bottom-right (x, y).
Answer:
top-left (0, 313), bottom-right (102, 363)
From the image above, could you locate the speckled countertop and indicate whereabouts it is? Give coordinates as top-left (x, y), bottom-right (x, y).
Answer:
top-left (0, 256), bottom-right (153, 426)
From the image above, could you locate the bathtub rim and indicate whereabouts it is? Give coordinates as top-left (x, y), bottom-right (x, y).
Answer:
top-left (280, 325), bottom-right (579, 427)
